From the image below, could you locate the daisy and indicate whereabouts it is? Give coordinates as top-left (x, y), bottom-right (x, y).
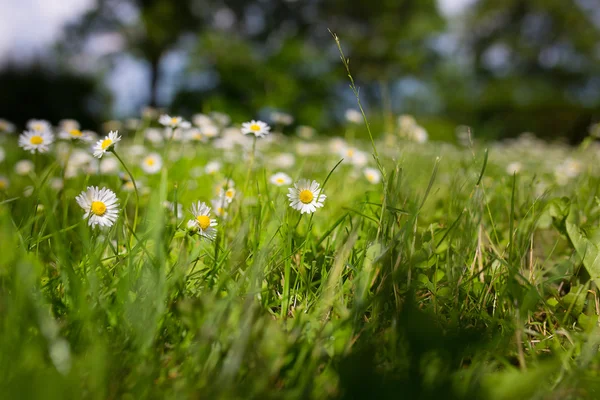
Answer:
top-left (159, 114), bottom-right (190, 129)
top-left (201, 123), bottom-right (219, 139)
top-left (59, 128), bottom-right (93, 142)
top-left (59, 119), bottom-right (80, 132)
top-left (506, 162), bottom-right (522, 175)
top-left (214, 179), bottom-right (235, 196)
top-left (210, 111), bottom-right (231, 127)
top-left (15, 159), bottom-right (34, 175)
top-left (27, 119), bottom-right (51, 133)
top-left (186, 128), bottom-right (208, 143)
top-left (93, 130), bottom-right (121, 158)
top-left (363, 167), bottom-right (381, 184)
top-left (75, 186), bottom-right (120, 228)
top-left (272, 153), bottom-right (295, 168)
top-left (192, 113), bottom-right (213, 127)
top-left (0, 176), bottom-right (9, 190)
top-left (188, 201), bottom-right (217, 239)
top-left (344, 109), bottom-right (362, 124)
top-left (205, 160), bottom-right (222, 175)
top-left (211, 196), bottom-right (229, 219)
top-left (241, 120), bottom-right (270, 138)
top-left (145, 128), bottom-right (164, 145)
top-left (19, 130), bottom-right (54, 153)
top-left (100, 157), bottom-right (120, 175)
top-left (270, 172), bottom-right (292, 186)
top-left (287, 179), bottom-right (326, 214)
top-left (219, 187), bottom-right (236, 204)
top-left (340, 146), bottom-right (368, 167)
top-left (0, 119), bottom-right (15, 133)
top-left (141, 152), bottom-right (163, 174)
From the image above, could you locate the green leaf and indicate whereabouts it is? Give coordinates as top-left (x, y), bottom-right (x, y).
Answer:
top-left (565, 203), bottom-right (600, 286)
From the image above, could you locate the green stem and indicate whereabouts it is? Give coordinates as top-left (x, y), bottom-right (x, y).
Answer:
top-left (111, 150), bottom-right (139, 239)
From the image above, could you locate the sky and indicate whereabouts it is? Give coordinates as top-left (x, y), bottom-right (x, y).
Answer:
top-left (0, 0), bottom-right (477, 115)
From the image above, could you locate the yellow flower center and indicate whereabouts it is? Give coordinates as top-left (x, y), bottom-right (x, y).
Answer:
top-left (0, 180), bottom-right (6, 190)
top-left (226, 190), bottom-right (234, 198)
top-left (346, 149), bottom-right (354, 157)
top-left (276, 178), bottom-right (285, 184)
top-left (250, 124), bottom-right (260, 131)
top-left (196, 215), bottom-right (211, 230)
top-left (171, 117), bottom-right (178, 124)
top-left (217, 207), bottom-right (225, 215)
top-left (145, 158), bottom-right (155, 166)
top-left (69, 129), bottom-right (82, 137)
top-left (101, 138), bottom-right (112, 150)
top-left (34, 124), bottom-right (43, 131)
top-left (91, 201), bottom-right (107, 216)
top-left (299, 189), bottom-right (314, 204)
top-left (30, 135), bottom-right (44, 145)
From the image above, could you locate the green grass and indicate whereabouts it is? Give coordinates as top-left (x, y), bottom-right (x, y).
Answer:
top-left (2, 122), bottom-right (600, 399)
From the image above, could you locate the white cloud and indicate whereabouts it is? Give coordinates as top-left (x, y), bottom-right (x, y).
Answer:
top-left (0, 0), bottom-right (95, 63)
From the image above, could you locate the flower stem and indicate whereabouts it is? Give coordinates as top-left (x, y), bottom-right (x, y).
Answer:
top-left (111, 150), bottom-right (139, 239)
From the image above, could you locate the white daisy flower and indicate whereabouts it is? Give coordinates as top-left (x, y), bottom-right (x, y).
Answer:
top-left (186, 128), bottom-right (208, 143)
top-left (19, 130), bottom-right (54, 153)
top-left (210, 111), bottom-right (231, 127)
top-left (75, 186), bottom-right (120, 228)
top-left (121, 179), bottom-right (144, 193)
top-left (0, 119), bottom-right (16, 133)
top-left (93, 130), bottom-right (121, 158)
top-left (201, 123), bottom-right (219, 138)
top-left (287, 179), bottom-right (326, 214)
top-left (188, 201), bottom-right (217, 239)
top-left (205, 160), bottom-right (222, 175)
top-left (15, 159), bottom-right (34, 175)
top-left (340, 146), bottom-right (368, 167)
top-left (59, 119), bottom-right (80, 132)
top-left (270, 172), bottom-right (292, 186)
top-left (192, 113), bottom-right (213, 127)
top-left (159, 114), bottom-right (190, 129)
top-left (27, 119), bottom-right (51, 133)
top-left (145, 128), bottom-right (164, 145)
top-left (50, 177), bottom-right (64, 191)
top-left (241, 120), bottom-right (270, 138)
top-left (344, 109), bottom-right (362, 124)
top-left (58, 128), bottom-right (93, 142)
top-left (141, 152), bottom-right (163, 174)
top-left (219, 187), bottom-right (236, 204)
top-left (363, 167), bottom-right (381, 184)
top-left (506, 162), bottom-right (522, 175)
top-left (214, 179), bottom-right (235, 196)
top-left (100, 157), bottom-right (120, 175)
top-left (0, 175), bottom-right (9, 190)
top-left (211, 196), bottom-right (229, 219)
top-left (272, 153), bottom-right (295, 168)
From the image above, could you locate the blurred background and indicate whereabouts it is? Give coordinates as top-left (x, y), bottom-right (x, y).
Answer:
top-left (1, 0), bottom-right (599, 141)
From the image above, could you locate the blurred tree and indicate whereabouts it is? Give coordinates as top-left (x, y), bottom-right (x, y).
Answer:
top-left (0, 64), bottom-right (110, 130)
top-left (458, 0), bottom-right (600, 140)
top-left (177, 0), bottom-right (446, 127)
top-left (62, 0), bottom-right (213, 107)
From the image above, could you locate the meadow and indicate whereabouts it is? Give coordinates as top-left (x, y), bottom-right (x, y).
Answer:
top-left (3, 91), bottom-right (600, 398)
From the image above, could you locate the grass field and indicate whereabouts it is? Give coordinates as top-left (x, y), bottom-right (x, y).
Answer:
top-left (2, 112), bottom-right (600, 400)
